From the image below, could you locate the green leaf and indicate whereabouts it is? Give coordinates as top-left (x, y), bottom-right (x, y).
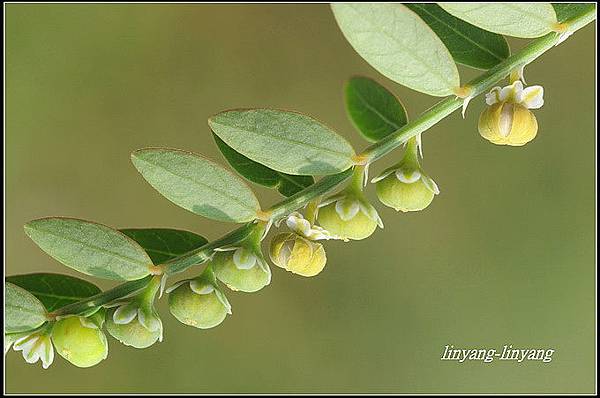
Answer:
top-left (24, 217), bottom-right (152, 281)
top-left (213, 134), bottom-right (314, 196)
top-left (132, 148), bottom-right (261, 223)
top-left (405, 4), bottom-right (510, 70)
top-left (6, 273), bottom-right (101, 312)
top-left (5, 282), bottom-right (48, 333)
top-left (345, 76), bottom-right (408, 142)
top-left (120, 228), bottom-right (209, 264)
top-left (208, 109), bottom-right (355, 175)
top-left (438, 3), bottom-right (558, 38)
top-left (552, 3), bottom-right (596, 23)
top-left (331, 3), bottom-right (460, 96)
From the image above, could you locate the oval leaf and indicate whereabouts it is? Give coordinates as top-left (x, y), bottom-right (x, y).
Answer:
top-left (405, 4), bottom-right (510, 70)
top-left (213, 134), bottom-right (314, 196)
top-left (331, 3), bottom-right (460, 96)
top-left (120, 228), bottom-right (209, 264)
top-left (438, 3), bottom-right (558, 38)
top-left (5, 282), bottom-right (48, 333)
top-left (24, 217), bottom-right (152, 281)
top-left (208, 109), bottom-right (355, 176)
top-left (552, 3), bottom-right (596, 23)
top-left (132, 148), bottom-right (261, 222)
top-left (6, 273), bottom-right (101, 312)
top-left (345, 76), bottom-right (408, 142)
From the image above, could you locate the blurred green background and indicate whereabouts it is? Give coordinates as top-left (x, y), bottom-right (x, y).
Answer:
top-left (5, 4), bottom-right (596, 394)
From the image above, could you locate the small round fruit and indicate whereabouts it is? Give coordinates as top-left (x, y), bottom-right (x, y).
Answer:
top-left (376, 173), bottom-right (434, 212)
top-left (51, 317), bottom-right (108, 368)
top-left (168, 283), bottom-right (228, 329)
top-left (211, 251), bottom-right (270, 293)
top-left (317, 203), bottom-right (377, 240)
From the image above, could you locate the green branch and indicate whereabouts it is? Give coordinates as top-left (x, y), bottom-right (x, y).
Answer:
top-left (51, 276), bottom-right (153, 318)
top-left (52, 8), bottom-right (596, 317)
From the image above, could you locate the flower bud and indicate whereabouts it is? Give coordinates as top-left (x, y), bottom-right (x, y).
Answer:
top-left (479, 80), bottom-right (543, 146)
top-left (106, 305), bottom-right (162, 349)
top-left (269, 233), bottom-right (327, 277)
top-left (374, 166), bottom-right (438, 212)
top-left (168, 279), bottom-right (231, 329)
top-left (105, 276), bottom-right (163, 349)
top-left (317, 195), bottom-right (380, 241)
top-left (478, 102), bottom-right (538, 146)
top-left (372, 134), bottom-right (439, 212)
top-left (51, 316), bottom-right (108, 368)
top-left (211, 247), bottom-right (271, 292)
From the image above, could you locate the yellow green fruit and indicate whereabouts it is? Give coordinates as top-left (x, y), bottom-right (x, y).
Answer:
top-left (376, 173), bottom-right (434, 212)
top-left (269, 233), bottom-right (327, 277)
top-left (317, 203), bottom-right (377, 240)
top-left (478, 102), bottom-right (538, 146)
top-left (51, 317), bottom-right (108, 368)
top-left (211, 251), bottom-right (270, 292)
top-left (105, 309), bottom-right (161, 349)
top-left (168, 283), bottom-right (228, 329)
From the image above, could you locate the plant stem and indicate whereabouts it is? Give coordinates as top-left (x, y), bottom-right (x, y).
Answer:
top-left (50, 276), bottom-right (153, 318)
top-left (52, 9), bottom-right (596, 316)
top-left (267, 168), bottom-right (353, 220)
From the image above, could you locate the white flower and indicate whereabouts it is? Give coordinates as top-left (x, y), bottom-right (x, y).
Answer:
top-left (285, 212), bottom-right (339, 240)
top-left (13, 332), bottom-right (54, 369)
top-left (485, 80), bottom-right (544, 109)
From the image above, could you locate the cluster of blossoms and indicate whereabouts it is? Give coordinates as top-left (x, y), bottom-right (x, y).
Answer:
top-left (6, 74), bottom-right (546, 370)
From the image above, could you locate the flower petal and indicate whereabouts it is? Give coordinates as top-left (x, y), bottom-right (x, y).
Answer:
top-left (13, 335), bottom-right (38, 356)
top-left (138, 306), bottom-right (162, 332)
top-left (214, 289), bottom-right (232, 314)
top-left (305, 225), bottom-right (339, 241)
top-left (396, 168), bottom-right (421, 184)
top-left (40, 337), bottom-right (54, 369)
top-left (521, 85), bottom-right (544, 109)
top-left (189, 280), bottom-right (215, 295)
top-left (79, 316), bottom-right (100, 329)
top-left (335, 198), bottom-right (360, 221)
top-left (113, 303), bottom-right (138, 325)
top-left (233, 247), bottom-right (257, 270)
top-left (421, 174), bottom-right (440, 195)
top-left (255, 256), bottom-right (271, 274)
top-left (501, 80), bottom-right (523, 103)
top-left (286, 214), bottom-right (311, 236)
top-left (485, 87), bottom-right (502, 105)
